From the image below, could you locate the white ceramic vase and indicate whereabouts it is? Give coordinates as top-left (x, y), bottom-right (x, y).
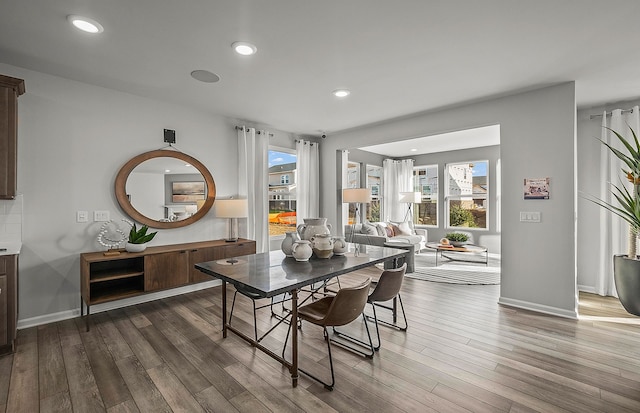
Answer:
top-left (281, 231), bottom-right (300, 257)
top-left (125, 242), bottom-right (146, 253)
top-left (311, 233), bottom-right (334, 259)
top-left (332, 236), bottom-right (347, 255)
top-left (291, 240), bottom-right (313, 262)
top-left (297, 218), bottom-right (332, 241)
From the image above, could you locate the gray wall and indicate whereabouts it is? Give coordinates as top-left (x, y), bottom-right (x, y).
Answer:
top-left (0, 63), bottom-right (296, 326)
top-left (320, 83), bottom-right (578, 318)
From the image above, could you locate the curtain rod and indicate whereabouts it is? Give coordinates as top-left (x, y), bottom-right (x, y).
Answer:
top-left (589, 108), bottom-right (634, 120)
top-left (234, 125), bottom-right (274, 136)
top-left (295, 139), bottom-right (316, 146)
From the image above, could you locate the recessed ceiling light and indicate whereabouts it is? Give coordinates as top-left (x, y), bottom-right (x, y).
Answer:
top-left (165, 169), bottom-right (171, 173)
top-left (190, 70), bottom-right (220, 83)
top-left (332, 89), bottom-right (350, 98)
top-left (67, 15), bottom-right (104, 34)
top-left (410, 148), bottom-right (418, 152)
top-left (232, 42), bottom-right (257, 56)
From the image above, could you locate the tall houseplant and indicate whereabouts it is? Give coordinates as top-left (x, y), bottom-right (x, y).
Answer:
top-left (592, 125), bottom-right (640, 315)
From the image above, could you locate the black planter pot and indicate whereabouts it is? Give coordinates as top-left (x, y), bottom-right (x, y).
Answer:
top-left (613, 255), bottom-right (640, 316)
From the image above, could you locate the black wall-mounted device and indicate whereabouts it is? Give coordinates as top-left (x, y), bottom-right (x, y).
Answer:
top-left (164, 129), bottom-right (176, 144)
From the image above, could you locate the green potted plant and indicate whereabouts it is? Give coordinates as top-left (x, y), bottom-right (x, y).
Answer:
top-left (591, 126), bottom-right (640, 315)
top-left (125, 223), bottom-right (157, 253)
top-left (445, 232), bottom-right (469, 247)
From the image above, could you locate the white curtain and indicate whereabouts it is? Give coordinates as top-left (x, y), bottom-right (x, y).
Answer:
top-left (295, 139), bottom-right (319, 225)
top-left (382, 159), bottom-right (414, 222)
top-left (238, 127), bottom-right (269, 253)
top-left (341, 150), bottom-right (349, 232)
top-left (597, 106), bottom-right (640, 296)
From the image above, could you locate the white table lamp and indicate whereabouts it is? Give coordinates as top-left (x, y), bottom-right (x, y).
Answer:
top-left (215, 198), bottom-right (248, 242)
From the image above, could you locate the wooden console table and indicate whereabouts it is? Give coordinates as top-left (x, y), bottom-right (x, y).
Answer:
top-left (80, 239), bottom-right (255, 329)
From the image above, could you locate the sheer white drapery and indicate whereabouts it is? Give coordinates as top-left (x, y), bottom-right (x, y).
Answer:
top-left (340, 150), bottom-right (350, 232)
top-left (597, 107), bottom-right (640, 296)
top-left (382, 159), bottom-right (414, 222)
top-left (295, 139), bottom-right (319, 225)
top-left (238, 127), bottom-right (269, 253)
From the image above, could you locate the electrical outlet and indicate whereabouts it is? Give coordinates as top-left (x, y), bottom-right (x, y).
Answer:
top-left (76, 211), bottom-right (88, 223)
top-left (94, 210), bottom-right (110, 222)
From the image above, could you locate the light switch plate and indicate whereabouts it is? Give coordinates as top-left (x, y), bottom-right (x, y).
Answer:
top-left (94, 210), bottom-right (110, 222)
top-left (520, 211), bottom-right (541, 222)
top-left (76, 211), bottom-right (88, 223)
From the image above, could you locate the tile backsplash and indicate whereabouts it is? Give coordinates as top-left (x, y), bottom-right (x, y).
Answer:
top-left (0, 194), bottom-right (22, 243)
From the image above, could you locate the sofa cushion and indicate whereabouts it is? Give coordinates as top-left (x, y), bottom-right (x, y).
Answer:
top-left (392, 234), bottom-right (424, 245)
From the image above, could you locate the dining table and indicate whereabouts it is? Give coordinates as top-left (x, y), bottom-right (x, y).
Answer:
top-left (194, 244), bottom-right (408, 387)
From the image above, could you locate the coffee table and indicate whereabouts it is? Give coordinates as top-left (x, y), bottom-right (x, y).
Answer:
top-left (425, 242), bottom-right (488, 266)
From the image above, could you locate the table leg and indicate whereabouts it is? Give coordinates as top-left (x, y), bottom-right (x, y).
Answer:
top-left (291, 289), bottom-right (298, 387)
top-left (222, 281), bottom-right (227, 338)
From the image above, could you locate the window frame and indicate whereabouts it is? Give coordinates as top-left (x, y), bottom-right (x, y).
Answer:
top-left (444, 160), bottom-right (489, 230)
top-left (268, 146), bottom-right (297, 239)
top-left (411, 164), bottom-right (439, 228)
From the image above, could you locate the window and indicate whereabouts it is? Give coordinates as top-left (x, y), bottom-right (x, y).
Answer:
top-left (366, 165), bottom-right (382, 222)
top-left (412, 165), bottom-right (438, 226)
top-left (268, 148), bottom-right (297, 236)
top-left (445, 161), bottom-right (488, 229)
top-left (346, 161), bottom-right (360, 224)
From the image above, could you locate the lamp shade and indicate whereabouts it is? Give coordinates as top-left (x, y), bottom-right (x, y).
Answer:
top-left (342, 188), bottom-right (372, 203)
top-left (214, 199), bottom-right (248, 218)
top-left (184, 204), bottom-right (198, 214)
top-left (399, 191), bottom-right (421, 203)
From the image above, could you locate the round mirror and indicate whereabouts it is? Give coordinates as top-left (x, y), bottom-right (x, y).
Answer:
top-left (115, 150), bottom-right (216, 229)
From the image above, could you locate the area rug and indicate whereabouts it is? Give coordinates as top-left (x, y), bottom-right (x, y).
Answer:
top-left (408, 251), bottom-right (501, 285)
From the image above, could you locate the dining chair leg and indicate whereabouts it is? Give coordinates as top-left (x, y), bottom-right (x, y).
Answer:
top-left (365, 293), bottom-right (408, 332)
top-left (330, 314), bottom-right (375, 358)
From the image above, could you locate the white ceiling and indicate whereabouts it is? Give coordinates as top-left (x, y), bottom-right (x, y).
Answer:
top-left (1, 1), bottom-right (640, 138)
top-left (359, 124), bottom-right (500, 157)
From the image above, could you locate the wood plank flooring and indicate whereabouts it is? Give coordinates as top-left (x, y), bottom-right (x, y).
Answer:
top-left (1, 268), bottom-right (639, 412)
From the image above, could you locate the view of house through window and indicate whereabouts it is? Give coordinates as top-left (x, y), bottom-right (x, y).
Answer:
top-left (366, 165), bottom-right (381, 222)
top-left (268, 149), bottom-right (297, 236)
top-left (445, 161), bottom-right (488, 229)
top-left (413, 165), bottom-right (438, 226)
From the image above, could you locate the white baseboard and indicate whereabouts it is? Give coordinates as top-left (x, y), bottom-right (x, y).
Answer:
top-left (498, 296), bottom-right (578, 319)
top-left (577, 284), bottom-right (596, 294)
top-left (17, 280), bottom-right (222, 330)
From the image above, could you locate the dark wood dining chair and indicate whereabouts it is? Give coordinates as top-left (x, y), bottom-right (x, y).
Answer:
top-left (282, 278), bottom-right (373, 390)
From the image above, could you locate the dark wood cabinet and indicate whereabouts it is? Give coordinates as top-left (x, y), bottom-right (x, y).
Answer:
top-left (0, 74), bottom-right (25, 199)
top-left (0, 255), bottom-right (18, 355)
top-left (145, 250), bottom-right (189, 291)
top-left (80, 239), bottom-right (256, 326)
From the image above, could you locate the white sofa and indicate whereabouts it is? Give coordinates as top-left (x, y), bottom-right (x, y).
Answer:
top-left (344, 221), bottom-right (427, 252)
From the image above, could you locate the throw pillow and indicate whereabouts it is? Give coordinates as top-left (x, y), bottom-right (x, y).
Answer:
top-left (391, 220), bottom-right (415, 235)
top-left (384, 226), bottom-right (394, 237)
top-left (389, 223), bottom-right (401, 237)
top-left (396, 221), bottom-right (413, 236)
top-left (361, 222), bottom-right (378, 235)
top-left (375, 223), bottom-right (387, 237)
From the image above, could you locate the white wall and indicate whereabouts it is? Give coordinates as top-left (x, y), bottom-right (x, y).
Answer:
top-left (0, 63), bottom-right (297, 325)
top-left (321, 83), bottom-right (578, 318)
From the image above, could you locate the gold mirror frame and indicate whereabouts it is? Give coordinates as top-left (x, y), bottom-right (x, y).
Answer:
top-left (115, 150), bottom-right (216, 229)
